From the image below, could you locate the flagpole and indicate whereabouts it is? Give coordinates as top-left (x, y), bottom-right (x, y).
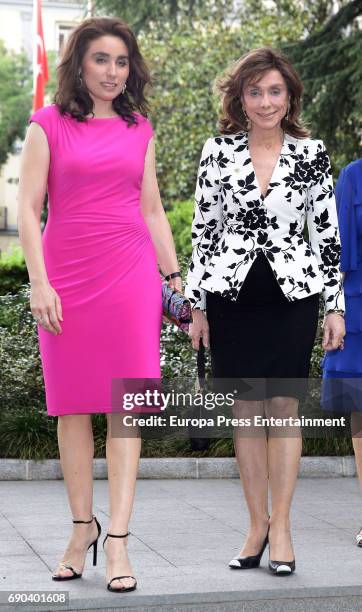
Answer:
top-left (32, 0), bottom-right (49, 111)
top-left (32, 0), bottom-right (38, 108)
top-left (87, 1), bottom-right (94, 17)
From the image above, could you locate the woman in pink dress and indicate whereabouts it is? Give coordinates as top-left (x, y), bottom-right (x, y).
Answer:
top-left (17, 17), bottom-right (181, 593)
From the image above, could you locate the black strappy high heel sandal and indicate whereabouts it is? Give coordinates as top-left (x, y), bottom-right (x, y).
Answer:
top-left (103, 531), bottom-right (137, 593)
top-left (52, 515), bottom-right (101, 581)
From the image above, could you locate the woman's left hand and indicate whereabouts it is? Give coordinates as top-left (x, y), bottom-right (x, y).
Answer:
top-left (322, 313), bottom-right (346, 351)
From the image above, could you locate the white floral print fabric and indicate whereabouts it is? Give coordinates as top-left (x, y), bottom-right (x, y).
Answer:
top-left (185, 132), bottom-right (345, 313)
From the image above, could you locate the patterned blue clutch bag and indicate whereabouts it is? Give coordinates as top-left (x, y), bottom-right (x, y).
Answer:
top-left (162, 283), bottom-right (193, 333)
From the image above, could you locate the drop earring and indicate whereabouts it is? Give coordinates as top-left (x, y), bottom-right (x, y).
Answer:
top-left (122, 82), bottom-right (127, 94)
top-left (285, 101), bottom-right (290, 121)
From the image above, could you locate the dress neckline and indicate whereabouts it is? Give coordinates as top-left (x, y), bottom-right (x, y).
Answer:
top-left (86, 115), bottom-right (121, 121)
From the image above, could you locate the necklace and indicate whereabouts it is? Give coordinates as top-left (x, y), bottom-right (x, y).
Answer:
top-left (249, 128), bottom-right (284, 151)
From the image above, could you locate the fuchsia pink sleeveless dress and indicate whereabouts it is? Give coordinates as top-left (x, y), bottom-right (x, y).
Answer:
top-left (30, 105), bottom-right (162, 416)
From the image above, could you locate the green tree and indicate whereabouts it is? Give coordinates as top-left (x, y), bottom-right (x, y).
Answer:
top-left (45, 1), bottom-right (361, 197)
top-left (138, 13), bottom-right (303, 203)
top-left (286, 0), bottom-right (362, 168)
top-left (45, 50), bottom-right (57, 99)
top-left (236, 1), bottom-right (362, 167)
top-left (0, 41), bottom-right (32, 169)
top-left (94, 0), bottom-right (234, 32)
top-left (140, 23), bottom-right (243, 203)
top-left (241, 0), bottom-right (350, 38)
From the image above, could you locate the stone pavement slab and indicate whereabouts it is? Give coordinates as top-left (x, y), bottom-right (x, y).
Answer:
top-left (0, 478), bottom-right (361, 611)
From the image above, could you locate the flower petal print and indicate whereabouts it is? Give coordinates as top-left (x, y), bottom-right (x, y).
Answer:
top-left (185, 134), bottom-right (344, 313)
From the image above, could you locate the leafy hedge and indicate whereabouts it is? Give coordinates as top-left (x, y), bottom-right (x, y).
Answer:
top-left (0, 281), bottom-right (353, 459)
top-left (0, 205), bottom-right (354, 459)
top-left (0, 204), bottom-right (353, 459)
top-left (166, 200), bottom-right (194, 261)
top-left (0, 247), bottom-right (28, 295)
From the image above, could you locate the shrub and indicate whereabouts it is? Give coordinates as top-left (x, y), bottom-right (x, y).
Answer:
top-left (0, 407), bottom-right (58, 460)
top-left (0, 285), bottom-right (197, 458)
top-left (0, 247), bottom-right (28, 295)
top-left (0, 288), bottom-right (44, 411)
top-left (0, 285), bottom-right (353, 459)
top-left (166, 200), bottom-right (194, 261)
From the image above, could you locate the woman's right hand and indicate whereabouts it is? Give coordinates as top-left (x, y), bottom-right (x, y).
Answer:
top-left (30, 281), bottom-right (63, 335)
top-left (189, 309), bottom-right (209, 350)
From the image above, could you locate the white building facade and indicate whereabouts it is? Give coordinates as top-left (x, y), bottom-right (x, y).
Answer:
top-left (0, 0), bottom-right (85, 250)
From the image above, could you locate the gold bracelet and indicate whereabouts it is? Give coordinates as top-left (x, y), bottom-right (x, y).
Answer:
top-left (326, 309), bottom-right (345, 318)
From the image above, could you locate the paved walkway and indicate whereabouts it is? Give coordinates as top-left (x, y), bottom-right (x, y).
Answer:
top-left (0, 478), bottom-right (362, 611)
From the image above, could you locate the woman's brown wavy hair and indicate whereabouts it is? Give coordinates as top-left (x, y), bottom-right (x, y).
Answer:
top-left (216, 47), bottom-right (309, 138)
top-left (54, 17), bottom-right (151, 124)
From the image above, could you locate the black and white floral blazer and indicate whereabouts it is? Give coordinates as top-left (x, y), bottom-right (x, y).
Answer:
top-left (185, 132), bottom-right (345, 313)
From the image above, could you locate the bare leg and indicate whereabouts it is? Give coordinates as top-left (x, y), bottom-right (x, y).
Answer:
top-left (351, 412), bottom-right (362, 488)
top-left (265, 396), bottom-right (301, 562)
top-left (104, 414), bottom-right (141, 590)
top-left (53, 414), bottom-right (97, 578)
top-left (351, 412), bottom-right (362, 544)
top-left (233, 400), bottom-right (269, 556)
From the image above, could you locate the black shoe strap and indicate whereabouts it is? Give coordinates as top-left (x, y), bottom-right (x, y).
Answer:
top-left (73, 516), bottom-right (94, 524)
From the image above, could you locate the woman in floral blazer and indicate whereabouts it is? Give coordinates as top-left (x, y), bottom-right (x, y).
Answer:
top-left (187, 133), bottom-right (344, 310)
top-left (185, 47), bottom-right (345, 576)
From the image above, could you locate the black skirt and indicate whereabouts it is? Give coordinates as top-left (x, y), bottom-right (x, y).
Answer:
top-left (206, 253), bottom-right (320, 400)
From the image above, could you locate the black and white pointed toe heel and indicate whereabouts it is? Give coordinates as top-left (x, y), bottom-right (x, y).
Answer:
top-left (268, 559), bottom-right (296, 575)
top-left (229, 530), bottom-right (269, 569)
top-left (356, 527), bottom-right (362, 547)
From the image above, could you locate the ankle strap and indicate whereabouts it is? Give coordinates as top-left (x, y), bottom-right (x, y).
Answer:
top-left (106, 531), bottom-right (130, 538)
top-left (73, 516), bottom-right (94, 524)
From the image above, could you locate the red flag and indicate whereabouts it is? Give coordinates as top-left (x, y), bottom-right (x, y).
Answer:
top-left (33, 0), bottom-right (49, 111)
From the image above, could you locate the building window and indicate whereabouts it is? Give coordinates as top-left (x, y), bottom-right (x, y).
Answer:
top-left (0, 207), bottom-right (8, 231)
top-left (57, 24), bottom-right (74, 54)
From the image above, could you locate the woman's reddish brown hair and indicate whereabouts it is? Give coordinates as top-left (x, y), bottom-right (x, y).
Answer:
top-left (216, 47), bottom-right (309, 138)
top-left (54, 17), bottom-right (151, 124)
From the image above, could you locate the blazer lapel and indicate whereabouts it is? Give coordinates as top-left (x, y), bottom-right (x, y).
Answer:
top-left (263, 133), bottom-right (298, 201)
top-left (229, 132), bottom-right (259, 197)
top-left (221, 132), bottom-right (299, 203)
